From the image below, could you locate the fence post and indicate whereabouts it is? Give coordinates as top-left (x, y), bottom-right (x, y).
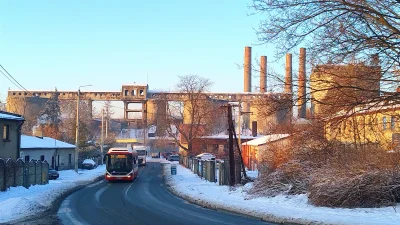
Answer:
top-left (35, 161), bottom-right (42, 185)
top-left (14, 159), bottom-right (24, 187)
top-left (5, 159), bottom-right (15, 189)
top-left (211, 160), bottom-right (216, 183)
top-left (42, 161), bottom-right (49, 184)
top-left (0, 158), bottom-right (5, 191)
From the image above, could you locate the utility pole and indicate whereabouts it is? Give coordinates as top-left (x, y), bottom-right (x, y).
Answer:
top-left (101, 109), bottom-right (104, 165)
top-left (105, 119), bottom-right (108, 139)
top-left (74, 85), bottom-right (92, 173)
top-left (227, 104), bottom-right (235, 186)
top-left (74, 89), bottom-right (80, 173)
top-left (238, 102), bottom-right (241, 147)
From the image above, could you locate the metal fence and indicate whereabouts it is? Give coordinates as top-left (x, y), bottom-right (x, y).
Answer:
top-left (0, 158), bottom-right (49, 192)
top-left (180, 155), bottom-right (241, 185)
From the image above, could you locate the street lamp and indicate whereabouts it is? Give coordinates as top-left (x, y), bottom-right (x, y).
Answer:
top-left (75, 85), bottom-right (92, 173)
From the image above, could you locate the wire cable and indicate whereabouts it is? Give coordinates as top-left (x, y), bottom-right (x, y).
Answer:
top-left (0, 64), bottom-right (29, 92)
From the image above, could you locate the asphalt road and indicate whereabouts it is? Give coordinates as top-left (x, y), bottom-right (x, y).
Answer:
top-left (58, 162), bottom-right (274, 225)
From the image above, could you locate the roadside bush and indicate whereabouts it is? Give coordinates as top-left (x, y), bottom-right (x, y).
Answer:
top-left (249, 160), bottom-right (314, 197)
top-left (309, 168), bottom-right (400, 208)
top-left (249, 120), bottom-right (400, 208)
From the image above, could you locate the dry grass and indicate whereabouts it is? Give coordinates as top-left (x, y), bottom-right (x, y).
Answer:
top-left (250, 128), bottom-right (400, 207)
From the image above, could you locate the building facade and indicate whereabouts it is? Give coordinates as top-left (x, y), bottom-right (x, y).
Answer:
top-left (20, 135), bottom-right (76, 170)
top-left (0, 111), bottom-right (24, 159)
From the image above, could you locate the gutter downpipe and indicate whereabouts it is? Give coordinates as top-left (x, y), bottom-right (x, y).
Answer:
top-left (17, 119), bottom-right (25, 160)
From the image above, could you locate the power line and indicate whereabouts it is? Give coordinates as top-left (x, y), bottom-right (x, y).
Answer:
top-left (0, 64), bottom-right (29, 92)
top-left (0, 69), bottom-right (23, 91)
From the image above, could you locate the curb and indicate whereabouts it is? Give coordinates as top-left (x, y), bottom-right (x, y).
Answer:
top-left (161, 164), bottom-right (331, 225)
top-left (1, 174), bottom-right (105, 225)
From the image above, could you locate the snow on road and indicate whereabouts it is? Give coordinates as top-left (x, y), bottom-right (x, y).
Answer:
top-left (0, 165), bottom-right (105, 223)
top-left (165, 163), bottom-right (400, 225)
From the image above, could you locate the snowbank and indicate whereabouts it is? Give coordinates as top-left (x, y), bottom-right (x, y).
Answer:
top-left (0, 165), bottom-right (106, 223)
top-left (164, 164), bottom-right (400, 225)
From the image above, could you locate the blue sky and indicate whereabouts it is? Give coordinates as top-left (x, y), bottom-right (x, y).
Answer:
top-left (0, 0), bottom-right (288, 116)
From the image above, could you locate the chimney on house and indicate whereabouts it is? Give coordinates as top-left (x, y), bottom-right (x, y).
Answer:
top-left (298, 48), bottom-right (307, 118)
top-left (251, 121), bottom-right (257, 137)
top-left (32, 125), bottom-right (43, 139)
top-left (260, 56), bottom-right (267, 93)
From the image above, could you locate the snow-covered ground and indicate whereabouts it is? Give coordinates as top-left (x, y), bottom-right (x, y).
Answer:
top-left (164, 164), bottom-right (400, 225)
top-left (0, 165), bottom-right (105, 223)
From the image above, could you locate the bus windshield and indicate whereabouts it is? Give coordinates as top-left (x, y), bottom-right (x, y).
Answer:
top-left (106, 154), bottom-right (133, 172)
top-left (136, 150), bottom-right (146, 156)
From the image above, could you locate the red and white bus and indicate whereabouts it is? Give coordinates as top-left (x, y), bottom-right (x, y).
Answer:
top-left (104, 147), bottom-right (139, 181)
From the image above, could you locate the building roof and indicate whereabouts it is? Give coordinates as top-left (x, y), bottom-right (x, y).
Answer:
top-left (0, 111), bottom-right (24, 121)
top-left (242, 134), bottom-right (290, 146)
top-left (21, 135), bottom-right (75, 149)
top-left (200, 134), bottom-right (261, 140)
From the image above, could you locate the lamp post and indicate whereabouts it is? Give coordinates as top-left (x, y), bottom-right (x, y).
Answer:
top-left (75, 85), bottom-right (92, 173)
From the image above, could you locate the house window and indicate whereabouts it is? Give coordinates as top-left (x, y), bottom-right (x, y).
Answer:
top-left (40, 155), bottom-right (45, 161)
top-left (25, 155), bottom-right (30, 162)
top-left (201, 144), bottom-right (207, 150)
top-left (140, 90), bottom-right (144, 96)
top-left (124, 89), bottom-right (129, 96)
top-left (3, 125), bottom-right (9, 141)
top-left (383, 117), bottom-right (387, 130)
top-left (391, 116), bottom-right (396, 130)
top-left (69, 154), bottom-right (72, 164)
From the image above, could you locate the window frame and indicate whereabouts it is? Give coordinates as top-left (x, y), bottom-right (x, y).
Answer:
top-left (3, 124), bottom-right (10, 141)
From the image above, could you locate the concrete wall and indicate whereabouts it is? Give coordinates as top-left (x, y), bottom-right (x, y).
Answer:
top-left (0, 119), bottom-right (20, 160)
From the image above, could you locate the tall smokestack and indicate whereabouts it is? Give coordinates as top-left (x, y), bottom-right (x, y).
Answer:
top-left (260, 56), bottom-right (267, 93)
top-left (285, 53), bottom-right (292, 94)
top-left (244, 46), bottom-right (252, 92)
top-left (298, 48), bottom-right (307, 118)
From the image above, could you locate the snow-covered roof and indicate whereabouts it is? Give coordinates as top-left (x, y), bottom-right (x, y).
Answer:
top-left (21, 135), bottom-right (75, 149)
top-left (292, 117), bottom-right (312, 125)
top-left (200, 134), bottom-right (261, 140)
top-left (325, 101), bottom-right (400, 121)
top-left (0, 111), bottom-right (24, 121)
top-left (242, 134), bottom-right (290, 146)
top-left (122, 83), bottom-right (148, 86)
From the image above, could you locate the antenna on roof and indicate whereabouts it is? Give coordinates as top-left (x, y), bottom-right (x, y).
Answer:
top-left (147, 73), bottom-right (148, 85)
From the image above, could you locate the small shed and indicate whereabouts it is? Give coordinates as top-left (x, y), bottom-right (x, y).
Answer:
top-left (242, 134), bottom-right (290, 171)
top-left (20, 135), bottom-right (76, 170)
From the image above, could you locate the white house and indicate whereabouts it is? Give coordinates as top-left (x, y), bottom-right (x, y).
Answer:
top-left (20, 135), bottom-right (76, 170)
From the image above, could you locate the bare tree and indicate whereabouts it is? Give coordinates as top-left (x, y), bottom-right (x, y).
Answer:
top-left (251, 0), bottom-right (400, 139)
top-left (60, 100), bottom-right (94, 145)
top-left (163, 74), bottom-right (224, 155)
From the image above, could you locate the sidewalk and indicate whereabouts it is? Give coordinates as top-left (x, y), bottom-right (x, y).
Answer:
top-left (164, 163), bottom-right (400, 225)
top-left (0, 165), bottom-right (105, 223)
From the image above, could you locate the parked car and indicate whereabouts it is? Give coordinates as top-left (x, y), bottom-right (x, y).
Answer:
top-left (151, 153), bottom-right (160, 158)
top-left (195, 153), bottom-right (216, 160)
top-left (48, 168), bottom-right (59, 180)
top-left (168, 154), bottom-right (180, 162)
top-left (82, 159), bottom-right (97, 170)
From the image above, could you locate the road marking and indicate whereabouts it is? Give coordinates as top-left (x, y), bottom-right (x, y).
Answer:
top-left (58, 196), bottom-right (88, 225)
top-left (94, 185), bottom-right (108, 203)
top-left (87, 179), bottom-right (104, 188)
